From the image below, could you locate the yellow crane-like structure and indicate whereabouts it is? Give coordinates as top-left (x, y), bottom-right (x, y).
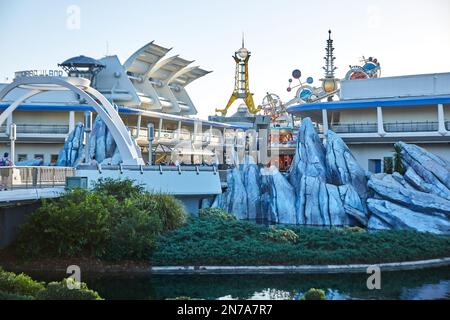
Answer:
top-left (215, 36), bottom-right (261, 116)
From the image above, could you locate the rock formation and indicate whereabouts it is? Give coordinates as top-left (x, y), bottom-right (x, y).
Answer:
top-left (56, 118), bottom-right (122, 167)
top-left (212, 117), bottom-right (368, 227)
top-left (367, 142), bottom-right (450, 234)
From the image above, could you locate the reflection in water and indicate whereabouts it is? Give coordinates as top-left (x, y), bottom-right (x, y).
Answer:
top-left (29, 267), bottom-right (450, 300)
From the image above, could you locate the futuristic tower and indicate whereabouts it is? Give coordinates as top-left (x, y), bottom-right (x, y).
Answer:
top-left (321, 30), bottom-right (338, 101)
top-left (216, 36), bottom-right (260, 116)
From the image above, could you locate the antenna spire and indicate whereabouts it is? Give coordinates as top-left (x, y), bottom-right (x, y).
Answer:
top-left (242, 32), bottom-right (245, 48)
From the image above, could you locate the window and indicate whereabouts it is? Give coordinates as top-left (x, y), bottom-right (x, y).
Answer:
top-left (50, 154), bottom-right (58, 164)
top-left (18, 154), bottom-right (28, 162)
top-left (34, 154), bottom-right (44, 161)
top-left (368, 159), bottom-right (382, 174)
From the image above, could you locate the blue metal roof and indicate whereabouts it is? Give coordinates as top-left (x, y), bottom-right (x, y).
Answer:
top-left (59, 55), bottom-right (105, 68)
top-left (287, 95), bottom-right (450, 114)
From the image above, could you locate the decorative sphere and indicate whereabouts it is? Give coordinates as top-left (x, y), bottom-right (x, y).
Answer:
top-left (292, 69), bottom-right (301, 79)
top-left (299, 88), bottom-right (312, 100)
top-left (287, 87), bottom-right (291, 92)
top-left (322, 78), bottom-right (337, 93)
top-left (306, 77), bottom-right (314, 84)
top-left (237, 47), bottom-right (249, 59)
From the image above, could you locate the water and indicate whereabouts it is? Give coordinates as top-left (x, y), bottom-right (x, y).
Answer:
top-left (29, 267), bottom-right (450, 300)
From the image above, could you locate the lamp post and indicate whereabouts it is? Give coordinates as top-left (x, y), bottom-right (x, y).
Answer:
top-left (84, 112), bottom-right (92, 164)
top-left (9, 123), bottom-right (16, 166)
top-left (147, 123), bottom-right (154, 165)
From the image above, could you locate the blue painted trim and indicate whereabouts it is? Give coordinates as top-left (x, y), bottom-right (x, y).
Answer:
top-left (0, 103), bottom-right (94, 112)
top-left (287, 95), bottom-right (450, 114)
top-left (0, 104), bottom-right (248, 130)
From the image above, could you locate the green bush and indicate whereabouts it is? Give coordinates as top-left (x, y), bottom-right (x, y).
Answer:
top-left (198, 208), bottom-right (236, 221)
top-left (393, 143), bottom-right (406, 175)
top-left (92, 177), bottom-right (144, 202)
top-left (100, 205), bottom-right (163, 261)
top-left (0, 290), bottom-right (34, 300)
top-left (302, 288), bottom-right (326, 300)
top-left (151, 218), bottom-right (450, 266)
top-left (13, 179), bottom-right (186, 262)
top-left (343, 226), bottom-right (366, 233)
top-left (15, 189), bottom-right (113, 258)
top-left (36, 278), bottom-right (102, 300)
top-left (0, 268), bottom-right (45, 297)
top-left (261, 226), bottom-right (299, 243)
top-left (136, 193), bottom-right (186, 232)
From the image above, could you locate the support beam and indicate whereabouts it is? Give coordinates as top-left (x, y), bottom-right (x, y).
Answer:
top-left (136, 114), bottom-right (142, 138)
top-left (322, 109), bottom-right (329, 134)
top-left (6, 115), bottom-right (12, 135)
top-left (377, 107), bottom-right (386, 137)
top-left (177, 121), bottom-right (181, 141)
top-left (437, 104), bottom-right (447, 135)
top-left (158, 118), bottom-right (163, 141)
top-left (68, 111), bottom-right (75, 133)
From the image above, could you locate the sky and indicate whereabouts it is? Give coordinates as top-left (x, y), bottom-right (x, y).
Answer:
top-left (0, 0), bottom-right (449, 118)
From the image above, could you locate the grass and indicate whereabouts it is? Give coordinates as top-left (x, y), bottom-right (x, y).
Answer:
top-left (150, 216), bottom-right (450, 266)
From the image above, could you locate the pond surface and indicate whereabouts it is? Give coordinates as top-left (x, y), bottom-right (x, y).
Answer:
top-left (30, 267), bottom-right (450, 300)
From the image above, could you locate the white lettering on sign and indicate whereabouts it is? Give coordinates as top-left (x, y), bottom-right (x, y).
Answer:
top-left (14, 70), bottom-right (65, 79)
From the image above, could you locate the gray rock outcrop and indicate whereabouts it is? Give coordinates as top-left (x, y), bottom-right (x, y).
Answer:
top-left (367, 142), bottom-right (450, 234)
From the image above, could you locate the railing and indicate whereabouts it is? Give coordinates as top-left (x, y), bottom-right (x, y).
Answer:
top-left (128, 127), bottom-right (224, 144)
top-left (330, 122), bottom-right (378, 133)
top-left (0, 166), bottom-right (75, 190)
top-left (326, 121), bottom-right (442, 134)
top-left (0, 124), bottom-right (69, 134)
top-left (383, 121), bottom-right (438, 132)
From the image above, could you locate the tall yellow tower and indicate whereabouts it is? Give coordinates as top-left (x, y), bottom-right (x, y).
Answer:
top-left (215, 36), bottom-right (260, 116)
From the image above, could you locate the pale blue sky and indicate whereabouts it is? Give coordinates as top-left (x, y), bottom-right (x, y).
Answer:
top-left (0, 0), bottom-right (449, 118)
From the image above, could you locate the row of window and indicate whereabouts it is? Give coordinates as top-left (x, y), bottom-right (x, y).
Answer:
top-left (17, 154), bottom-right (59, 164)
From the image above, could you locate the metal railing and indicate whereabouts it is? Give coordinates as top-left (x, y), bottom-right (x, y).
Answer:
top-left (325, 121), bottom-right (441, 134)
top-left (383, 121), bottom-right (438, 132)
top-left (0, 166), bottom-right (75, 190)
top-left (128, 126), bottom-right (224, 144)
top-left (0, 124), bottom-right (69, 134)
top-left (330, 122), bottom-right (378, 133)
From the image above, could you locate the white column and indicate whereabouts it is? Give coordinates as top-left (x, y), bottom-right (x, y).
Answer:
top-left (322, 109), bottom-right (329, 134)
top-left (194, 121), bottom-right (202, 144)
top-left (6, 114), bottom-right (12, 135)
top-left (136, 114), bottom-right (142, 138)
top-left (9, 123), bottom-right (16, 166)
top-left (68, 111), bottom-right (75, 133)
top-left (158, 118), bottom-right (163, 141)
top-left (437, 104), bottom-right (447, 135)
top-left (177, 121), bottom-right (181, 140)
top-left (377, 107), bottom-right (386, 136)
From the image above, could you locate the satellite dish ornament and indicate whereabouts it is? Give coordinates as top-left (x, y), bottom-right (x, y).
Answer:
top-left (345, 56), bottom-right (381, 80)
top-left (261, 92), bottom-right (284, 121)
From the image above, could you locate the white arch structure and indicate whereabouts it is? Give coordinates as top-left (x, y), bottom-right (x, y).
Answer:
top-left (0, 76), bottom-right (144, 165)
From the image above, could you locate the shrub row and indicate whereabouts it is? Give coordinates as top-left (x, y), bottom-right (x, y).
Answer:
top-left (13, 178), bottom-right (186, 261)
top-left (0, 268), bottom-right (101, 300)
top-left (151, 211), bottom-right (450, 266)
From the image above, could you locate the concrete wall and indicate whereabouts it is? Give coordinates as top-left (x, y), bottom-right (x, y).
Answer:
top-left (339, 108), bottom-right (377, 123)
top-left (0, 202), bottom-right (40, 248)
top-left (0, 143), bottom-right (64, 164)
top-left (383, 106), bottom-right (438, 122)
top-left (12, 110), bottom-right (69, 125)
top-left (348, 142), bottom-right (450, 172)
top-left (340, 72), bottom-right (450, 100)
